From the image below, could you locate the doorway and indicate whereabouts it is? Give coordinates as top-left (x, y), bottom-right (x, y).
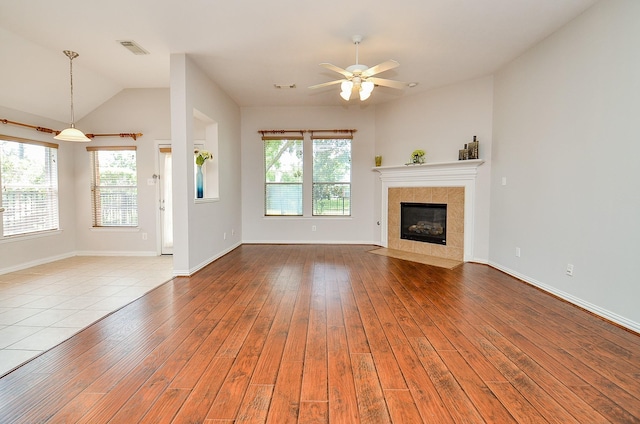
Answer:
top-left (158, 146), bottom-right (173, 255)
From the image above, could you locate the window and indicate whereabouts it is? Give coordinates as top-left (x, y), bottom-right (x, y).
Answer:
top-left (262, 131), bottom-right (353, 217)
top-left (88, 146), bottom-right (138, 227)
top-left (312, 137), bottom-right (351, 216)
top-left (264, 137), bottom-right (303, 215)
top-left (1, 136), bottom-right (59, 237)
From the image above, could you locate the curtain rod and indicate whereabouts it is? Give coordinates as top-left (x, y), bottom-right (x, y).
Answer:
top-left (1, 118), bottom-right (142, 140)
top-left (258, 129), bottom-right (357, 135)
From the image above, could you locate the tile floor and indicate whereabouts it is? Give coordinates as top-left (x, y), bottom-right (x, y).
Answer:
top-left (0, 255), bottom-right (173, 377)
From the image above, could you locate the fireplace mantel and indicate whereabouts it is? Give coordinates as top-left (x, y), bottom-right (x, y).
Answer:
top-left (373, 159), bottom-right (484, 181)
top-left (374, 159), bottom-right (484, 262)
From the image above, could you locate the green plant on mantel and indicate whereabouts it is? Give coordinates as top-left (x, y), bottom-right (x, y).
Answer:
top-left (411, 149), bottom-right (425, 164)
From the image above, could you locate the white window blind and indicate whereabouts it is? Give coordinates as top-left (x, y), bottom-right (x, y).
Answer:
top-left (0, 136), bottom-right (59, 237)
top-left (312, 138), bottom-right (351, 216)
top-left (264, 138), bottom-right (303, 216)
top-left (87, 146), bottom-right (138, 227)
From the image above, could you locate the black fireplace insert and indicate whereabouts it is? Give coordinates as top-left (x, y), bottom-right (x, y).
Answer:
top-left (400, 202), bottom-right (447, 245)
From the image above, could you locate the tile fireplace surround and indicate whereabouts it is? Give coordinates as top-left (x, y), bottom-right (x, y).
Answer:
top-left (374, 160), bottom-right (484, 262)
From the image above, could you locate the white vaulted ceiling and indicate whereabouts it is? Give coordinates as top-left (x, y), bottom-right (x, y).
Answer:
top-left (0, 0), bottom-right (598, 123)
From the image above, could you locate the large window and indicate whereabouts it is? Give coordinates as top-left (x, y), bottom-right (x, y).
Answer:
top-left (0, 136), bottom-right (59, 237)
top-left (88, 146), bottom-right (138, 227)
top-left (312, 138), bottom-right (351, 216)
top-left (263, 132), bottom-right (352, 217)
top-left (264, 137), bottom-right (303, 216)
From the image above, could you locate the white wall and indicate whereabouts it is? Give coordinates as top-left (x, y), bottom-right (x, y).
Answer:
top-left (490, 0), bottom-right (640, 331)
top-left (241, 106), bottom-right (377, 244)
top-left (374, 77), bottom-right (494, 261)
top-left (0, 106), bottom-right (77, 272)
top-left (171, 54), bottom-right (242, 275)
top-left (74, 88), bottom-right (171, 255)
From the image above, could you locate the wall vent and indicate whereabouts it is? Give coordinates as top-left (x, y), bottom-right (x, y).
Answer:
top-left (118, 40), bottom-right (149, 55)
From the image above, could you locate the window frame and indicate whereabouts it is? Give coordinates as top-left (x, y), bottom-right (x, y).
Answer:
top-left (311, 137), bottom-right (352, 217)
top-left (0, 135), bottom-right (59, 238)
top-left (87, 146), bottom-right (138, 228)
top-left (262, 132), bottom-right (353, 218)
top-left (263, 137), bottom-right (304, 216)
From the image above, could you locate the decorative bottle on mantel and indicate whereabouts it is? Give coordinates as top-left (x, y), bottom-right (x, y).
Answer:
top-left (468, 136), bottom-right (479, 160)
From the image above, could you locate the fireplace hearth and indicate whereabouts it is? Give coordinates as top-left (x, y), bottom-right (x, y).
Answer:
top-left (401, 202), bottom-right (447, 245)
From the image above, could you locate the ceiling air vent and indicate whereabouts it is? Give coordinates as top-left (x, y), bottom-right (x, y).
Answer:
top-left (118, 40), bottom-right (149, 55)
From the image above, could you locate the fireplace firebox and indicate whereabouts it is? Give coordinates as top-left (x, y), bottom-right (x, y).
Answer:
top-left (400, 202), bottom-right (447, 245)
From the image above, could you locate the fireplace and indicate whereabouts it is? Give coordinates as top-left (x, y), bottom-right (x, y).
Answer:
top-left (376, 160), bottom-right (483, 261)
top-left (400, 202), bottom-right (447, 245)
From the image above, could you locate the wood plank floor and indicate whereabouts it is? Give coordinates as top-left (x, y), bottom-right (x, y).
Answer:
top-left (1, 244), bottom-right (639, 423)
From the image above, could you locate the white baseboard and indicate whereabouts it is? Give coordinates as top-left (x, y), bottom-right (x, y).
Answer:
top-left (173, 242), bottom-right (243, 277)
top-left (74, 250), bottom-right (159, 257)
top-left (241, 239), bottom-right (376, 245)
top-left (488, 261), bottom-right (640, 334)
top-left (0, 251), bottom-right (76, 275)
top-left (1, 250), bottom-right (162, 276)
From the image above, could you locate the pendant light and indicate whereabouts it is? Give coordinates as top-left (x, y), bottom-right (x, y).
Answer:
top-left (54, 50), bottom-right (90, 142)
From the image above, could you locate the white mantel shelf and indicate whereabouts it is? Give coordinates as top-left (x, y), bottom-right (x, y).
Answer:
top-left (374, 159), bottom-right (484, 262)
top-left (373, 159), bottom-right (484, 181)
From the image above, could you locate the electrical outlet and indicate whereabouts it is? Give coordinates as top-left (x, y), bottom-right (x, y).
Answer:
top-left (142, 232), bottom-right (148, 240)
top-left (515, 247), bottom-right (521, 257)
top-left (223, 232), bottom-right (227, 240)
top-left (502, 177), bottom-right (507, 186)
top-left (312, 225), bottom-right (317, 232)
top-left (566, 264), bottom-right (574, 276)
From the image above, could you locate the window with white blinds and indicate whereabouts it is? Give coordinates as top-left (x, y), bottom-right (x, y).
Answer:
top-left (312, 137), bottom-right (351, 216)
top-left (0, 136), bottom-right (59, 237)
top-left (264, 138), bottom-right (303, 216)
top-left (88, 146), bottom-right (138, 227)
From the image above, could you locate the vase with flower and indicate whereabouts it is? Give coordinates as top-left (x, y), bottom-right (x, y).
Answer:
top-left (411, 149), bottom-right (425, 164)
top-left (194, 149), bottom-right (213, 198)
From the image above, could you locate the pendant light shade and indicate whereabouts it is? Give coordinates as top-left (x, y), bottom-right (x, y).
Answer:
top-left (55, 126), bottom-right (91, 142)
top-left (54, 50), bottom-right (90, 142)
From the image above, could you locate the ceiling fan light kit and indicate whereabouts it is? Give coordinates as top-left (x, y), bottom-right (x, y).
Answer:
top-left (309, 35), bottom-right (409, 102)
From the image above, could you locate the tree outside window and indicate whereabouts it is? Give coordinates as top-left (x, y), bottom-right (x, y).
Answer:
top-left (89, 148), bottom-right (138, 227)
top-left (0, 139), bottom-right (59, 237)
top-left (264, 139), bottom-right (303, 216)
top-left (312, 138), bottom-right (351, 216)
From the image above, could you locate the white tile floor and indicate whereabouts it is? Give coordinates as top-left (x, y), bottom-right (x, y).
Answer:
top-left (0, 255), bottom-right (173, 377)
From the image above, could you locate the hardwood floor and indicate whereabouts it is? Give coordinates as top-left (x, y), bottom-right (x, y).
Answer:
top-left (0, 244), bottom-right (638, 423)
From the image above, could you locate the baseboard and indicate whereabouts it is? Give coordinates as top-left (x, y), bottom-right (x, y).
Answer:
top-left (75, 250), bottom-right (159, 257)
top-left (241, 239), bottom-right (376, 245)
top-left (488, 261), bottom-right (640, 334)
top-left (469, 257), bottom-right (489, 265)
top-left (174, 242), bottom-right (242, 277)
top-left (0, 251), bottom-right (76, 275)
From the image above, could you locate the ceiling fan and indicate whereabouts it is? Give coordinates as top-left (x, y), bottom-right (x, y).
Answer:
top-left (309, 35), bottom-right (409, 101)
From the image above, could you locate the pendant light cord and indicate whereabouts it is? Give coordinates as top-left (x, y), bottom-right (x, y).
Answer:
top-left (63, 50), bottom-right (79, 128)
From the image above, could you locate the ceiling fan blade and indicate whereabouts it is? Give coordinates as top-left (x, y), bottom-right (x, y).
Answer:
top-left (368, 77), bottom-right (408, 90)
top-left (362, 60), bottom-right (399, 78)
top-left (308, 79), bottom-right (347, 90)
top-left (320, 63), bottom-right (353, 78)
